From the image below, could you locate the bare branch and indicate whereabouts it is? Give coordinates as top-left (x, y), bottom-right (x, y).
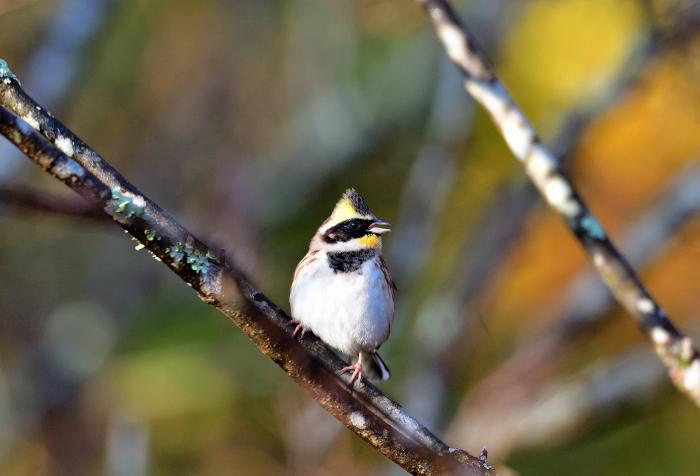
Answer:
top-left (416, 0), bottom-right (700, 406)
top-left (447, 0), bottom-right (700, 361)
top-left (0, 60), bottom-right (493, 476)
top-left (0, 186), bottom-right (107, 219)
top-left (449, 160), bottom-right (700, 458)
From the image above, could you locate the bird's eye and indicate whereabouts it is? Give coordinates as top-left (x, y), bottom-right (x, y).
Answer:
top-left (347, 220), bottom-right (360, 230)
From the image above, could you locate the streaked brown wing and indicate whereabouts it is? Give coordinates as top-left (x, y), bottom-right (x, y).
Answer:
top-left (292, 249), bottom-right (318, 283)
top-left (380, 256), bottom-right (396, 299)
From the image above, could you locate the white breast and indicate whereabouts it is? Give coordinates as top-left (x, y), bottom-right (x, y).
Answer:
top-left (290, 253), bottom-right (394, 356)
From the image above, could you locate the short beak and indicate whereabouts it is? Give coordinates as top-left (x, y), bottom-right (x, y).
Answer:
top-left (368, 219), bottom-right (391, 234)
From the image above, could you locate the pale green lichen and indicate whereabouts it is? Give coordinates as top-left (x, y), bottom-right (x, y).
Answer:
top-left (130, 232), bottom-right (162, 261)
top-left (111, 187), bottom-right (145, 218)
top-left (131, 236), bottom-right (146, 251)
top-left (186, 250), bottom-right (210, 272)
top-left (0, 60), bottom-right (20, 85)
top-left (168, 243), bottom-right (186, 262)
top-left (169, 242), bottom-right (210, 273)
top-left (580, 214), bottom-right (606, 240)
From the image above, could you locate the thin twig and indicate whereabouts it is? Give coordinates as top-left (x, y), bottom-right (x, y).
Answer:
top-left (448, 159), bottom-right (700, 458)
top-left (446, 0), bottom-right (700, 366)
top-left (0, 186), bottom-right (107, 219)
top-left (0, 60), bottom-right (493, 476)
top-left (416, 0), bottom-right (700, 406)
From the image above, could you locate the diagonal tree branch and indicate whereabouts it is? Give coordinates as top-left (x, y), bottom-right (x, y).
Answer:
top-left (0, 60), bottom-right (494, 476)
top-left (444, 0), bottom-right (700, 373)
top-left (416, 0), bottom-right (700, 406)
top-left (448, 160), bottom-right (700, 459)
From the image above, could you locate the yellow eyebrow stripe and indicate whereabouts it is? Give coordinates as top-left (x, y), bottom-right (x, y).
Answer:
top-left (330, 198), bottom-right (359, 223)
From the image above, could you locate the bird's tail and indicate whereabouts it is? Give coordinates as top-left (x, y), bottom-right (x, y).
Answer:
top-left (360, 351), bottom-right (391, 381)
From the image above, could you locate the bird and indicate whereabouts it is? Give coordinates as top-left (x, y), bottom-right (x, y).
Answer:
top-left (290, 188), bottom-right (395, 384)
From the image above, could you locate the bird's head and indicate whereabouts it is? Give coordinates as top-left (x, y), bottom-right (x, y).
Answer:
top-left (315, 189), bottom-right (390, 251)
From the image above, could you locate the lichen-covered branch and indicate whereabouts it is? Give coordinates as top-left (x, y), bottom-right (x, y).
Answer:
top-left (0, 60), bottom-right (493, 476)
top-left (449, 161), bottom-right (700, 459)
top-left (415, 0), bottom-right (700, 405)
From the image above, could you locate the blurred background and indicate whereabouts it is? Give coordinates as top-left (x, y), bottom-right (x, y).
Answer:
top-left (2, 0), bottom-right (700, 474)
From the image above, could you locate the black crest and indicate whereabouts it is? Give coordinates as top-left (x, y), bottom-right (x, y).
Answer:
top-left (344, 188), bottom-right (373, 216)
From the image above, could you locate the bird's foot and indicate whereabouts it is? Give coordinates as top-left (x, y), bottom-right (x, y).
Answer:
top-left (341, 361), bottom-right (363, 385)
top-left (290, 320), bottom-right (307, 337)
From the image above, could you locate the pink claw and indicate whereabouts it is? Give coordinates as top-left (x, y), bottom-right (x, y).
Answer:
top-left (342, 362), bottom-right (362, 384)
top-left (290, 320), bottom-right (307, 337)
top-left (342, 350), bottom-right (364, 384)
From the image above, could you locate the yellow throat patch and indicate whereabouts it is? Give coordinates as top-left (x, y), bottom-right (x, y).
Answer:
top-left (357, 234), bottom-right (380, 247)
